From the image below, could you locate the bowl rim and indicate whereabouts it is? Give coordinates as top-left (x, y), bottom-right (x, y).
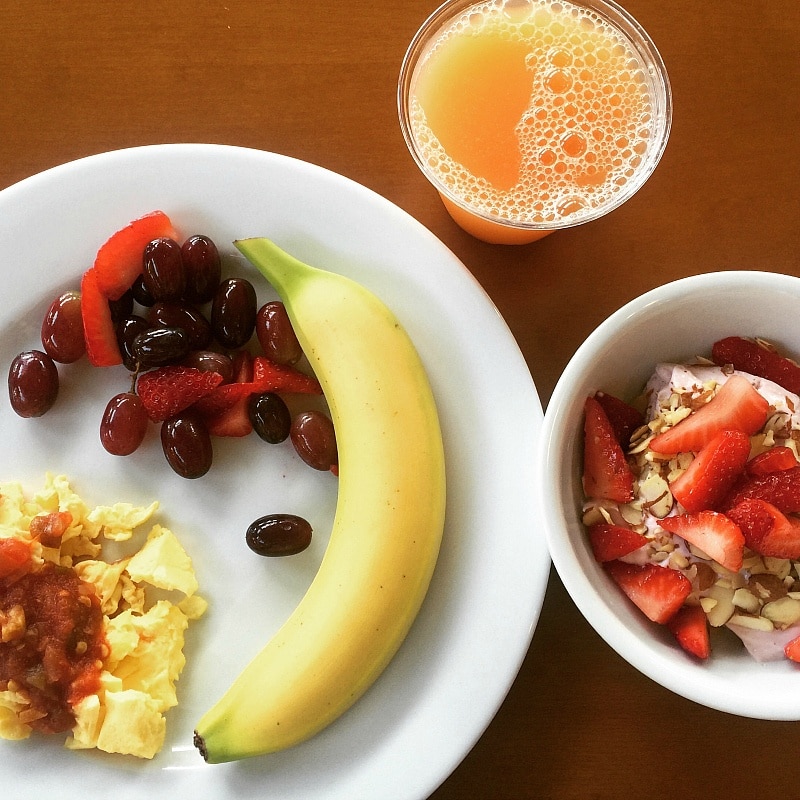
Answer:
top-left (537, 270), bottom-right (800, 719)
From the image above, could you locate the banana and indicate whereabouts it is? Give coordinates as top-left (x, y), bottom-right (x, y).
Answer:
top-left (193, 238), bottom-right (446, 763)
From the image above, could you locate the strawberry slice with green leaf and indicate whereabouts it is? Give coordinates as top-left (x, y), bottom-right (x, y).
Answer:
top-left (659, 510), bottom-right (745, 572)
top-left (137, 365), bottom-right (224, 422)
top-left (81, 268), bottom-right (122, 367)
top-left (588, 523), bottom-right (648, 562)
top-left (726, 498), bottom-right (800, 559)
top-left (667, 604), bottom-right (710, 659)
top-left (583, 396), bottom-right (635, 503)
top-left (668, 428), bottom-right (751, 513)
top-left (605, 561), bottom-right (692, 624)
top-left (94, 210), bottom-right (177, 300)
top-left (712, 336), bottom-right (800, 396)
top-left (649, 374), bottom-right (769, 454)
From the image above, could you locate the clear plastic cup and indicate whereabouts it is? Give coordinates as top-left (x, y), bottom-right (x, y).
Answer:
top-left (398, 0), bottom-right (672, 244)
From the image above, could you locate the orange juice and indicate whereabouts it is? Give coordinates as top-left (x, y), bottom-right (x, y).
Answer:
top-left (399, 0), bottom-right (671, 243)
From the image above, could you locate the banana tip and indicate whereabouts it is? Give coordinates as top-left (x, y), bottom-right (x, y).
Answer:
top-left (192, 730), bottom-right (210, 762)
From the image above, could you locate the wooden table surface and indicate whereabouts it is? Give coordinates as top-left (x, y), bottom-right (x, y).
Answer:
top-left (2, 1), bottom-right (799, 797)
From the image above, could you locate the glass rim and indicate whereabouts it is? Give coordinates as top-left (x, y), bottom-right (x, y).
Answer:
top-left (397, 0), bottom-right (674, 233)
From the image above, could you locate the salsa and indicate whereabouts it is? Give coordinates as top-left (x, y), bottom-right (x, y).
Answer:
top-left (1, 559), bottom-right (107, 734)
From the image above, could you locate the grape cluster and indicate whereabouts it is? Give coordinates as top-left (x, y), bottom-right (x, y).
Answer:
top-left (8, 233), bottom-right (338, 483)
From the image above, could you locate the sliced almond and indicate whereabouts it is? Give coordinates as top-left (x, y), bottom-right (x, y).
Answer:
top-left (704, 583), bottom-right (736, 627)
top-left (763, 557), bottom-right (792, 580)
top-left (728, 612), bottom-right (775, 631)
top-left (732, 587), bottom-right (761, 614)
top-left (762, 596), bottom-right (800, 628)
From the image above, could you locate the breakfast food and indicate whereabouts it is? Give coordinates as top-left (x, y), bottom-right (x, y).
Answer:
top-left (192, 238), bottom-right (445, 762)
top-left (583, 336), bottom-right (800, 662)
top-left (0, 474), bottom-right (205, 758)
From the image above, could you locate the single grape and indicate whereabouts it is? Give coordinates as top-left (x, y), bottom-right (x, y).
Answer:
top-left (41, 291), bottom-right (85, 363)
top-left (142, 237), bottom-right (185, 301)
top-left (248, 392), bottom-right (291, 443)
top-left (108, 289), bottom-right (134, 323)
top-left (246, 514), bottom-right (312, 556)
top-left (131, 275), bottom-right (155, 307)
top-left (132, 326), bottom-right (191, 367)
top-left (148, 301), bottom-right (213, 350)
top-left (161, 412), bottom-right (212, 478)
top-left (255, 301), bottom-right (302, 365)
top-left (100, 392), bottom-right (148, 455)
top-left (182, 234), bottom-right (221, 304)
top-left (211, 278), bottom-right (257, 349)
top-left (116, 315), bottom-right (152, 371)
top-left (183, 350), bottom-right (234, 383)
top-left (8, 350), bottom-right (59, 417)
top-left (290, 410), bottom-right (337, 470)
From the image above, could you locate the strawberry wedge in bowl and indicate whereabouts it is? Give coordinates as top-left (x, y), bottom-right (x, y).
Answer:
top-left (538, 271), bottom-right (800, 720)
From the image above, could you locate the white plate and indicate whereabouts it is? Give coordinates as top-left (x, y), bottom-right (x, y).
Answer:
top-left (0, 144), bottom-right (548, 800)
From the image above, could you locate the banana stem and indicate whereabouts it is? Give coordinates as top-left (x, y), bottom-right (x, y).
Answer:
top-left (234, 238), bottom-right (317, 300)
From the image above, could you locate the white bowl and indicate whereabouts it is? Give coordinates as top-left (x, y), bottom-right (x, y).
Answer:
top-left (537, 270), bottom-right (800, 720)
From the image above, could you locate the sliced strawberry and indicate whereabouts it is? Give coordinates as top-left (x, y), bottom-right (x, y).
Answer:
top-left (588, 523), bottom-right (648, 562)
top-left (0, 537), bottom-right (33, 582)
top-left (726, 498), bottom-right (800, 559)
top-left (784, 634), bottom-right (800, 663)
top-left (582, 396), bottom-right (635, 503)
top-left (659, 510), bottom-right (745, 572)
top-left (81, 268), bottom-right (122, 366)
top-left (252, 356), bottom-right (322, 395)
top-left (204, 401), bottom-right (253, 437)
top-left (194, 356), bottom-right (321, 418)
top-left (712, 336), bottom-right (800, 396)
top-left (746, 446), bottom-right (799, 476)
top-left (668, 429), bottom-right (751, 513)
top-left (137, 365), bottom-right (224, 422)
top-left (667, 605), bottom-right (710, 659)
top-left (199, 351), bottom-right (254, 438)
top-left (649, 374), bottom-right (769, 454)
top-left (593, 391), bottom-right (645, 449)
top-left (93, 210), bottom-right (177, 300)
top-left (723, 466), bottom-right (800, 514)
top-left (605, 561), bottom-right (692, 624)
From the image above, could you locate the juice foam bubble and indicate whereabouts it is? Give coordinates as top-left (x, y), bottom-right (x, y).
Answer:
top-left (410, 0), bottom-right (658, 225)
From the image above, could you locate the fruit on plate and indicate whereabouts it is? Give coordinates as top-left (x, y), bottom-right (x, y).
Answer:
top-left (192, 239), bottom-right (446, 762)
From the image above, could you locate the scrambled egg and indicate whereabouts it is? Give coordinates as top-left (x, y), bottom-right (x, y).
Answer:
top-left (0, 474), bottom-right (206, 759)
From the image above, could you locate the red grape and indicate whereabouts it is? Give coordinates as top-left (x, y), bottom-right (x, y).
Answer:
top-left (142, 237), bottom-right (185, 301)
top-left (41, 291), bottom-right (85, 364)
top-left (290, 410), bottom-right (337, 470)
top-left (256, 301), bottom-right (302, 365)
top-left (211, 278), bottom-right (257, 349)
top-left (182, 235), bottom-right (221, 304)
top-left (100, 392), bottom-right (148, 455)
top-left (8, 350), bottom-right (59, 417)
top-left (161, 412), bottom-right (212, 478)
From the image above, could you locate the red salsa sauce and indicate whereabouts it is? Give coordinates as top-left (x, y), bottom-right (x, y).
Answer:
top-left (1, 555), bottom-right (107, 734)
